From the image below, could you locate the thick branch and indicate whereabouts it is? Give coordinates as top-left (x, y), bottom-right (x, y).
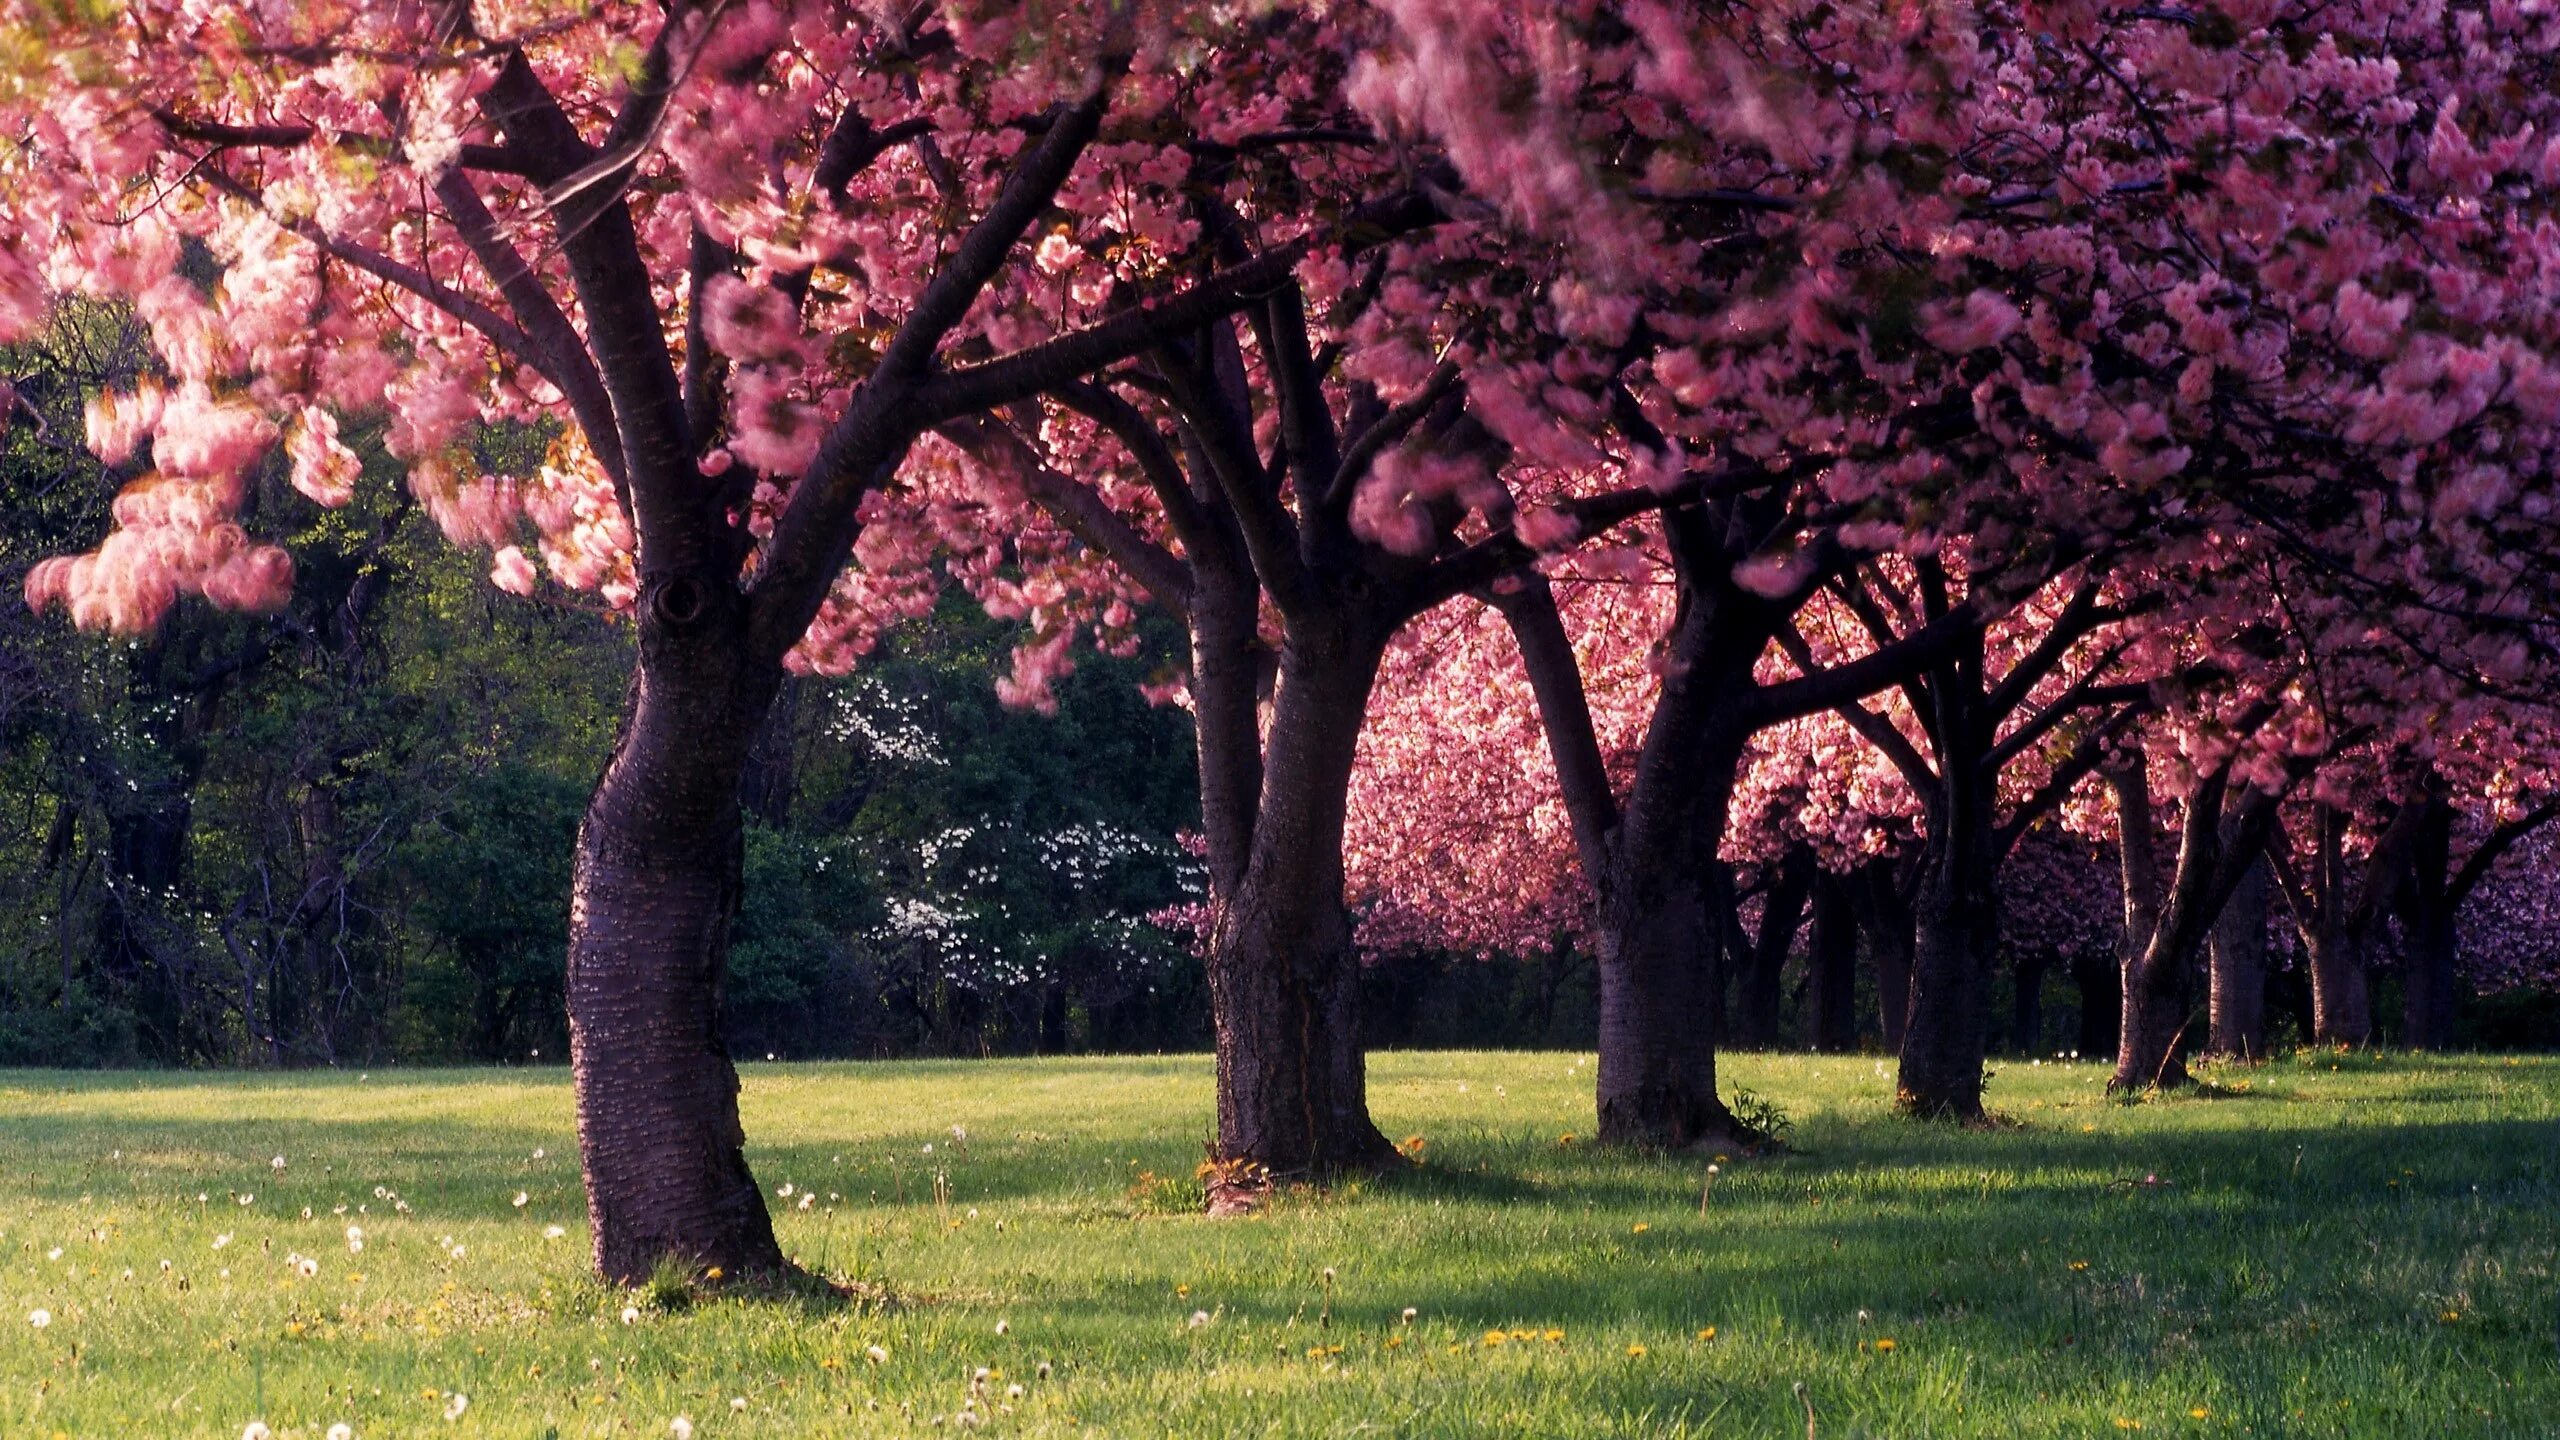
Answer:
top-left (875, 86), bottom-right (1118, 386)
top-left (920, 187), bottom-right (1442, 421)
top-left (1746, 600), bottom-right (1988, 727)
top-left (1488, 572), bottom-right (1619, 875)
top-left (2449, 796), bottom-right (2560, 906)
top-left (428, 169), bottom-right (630, 493)
top-left (937, 415), bottom-right (1194, 618)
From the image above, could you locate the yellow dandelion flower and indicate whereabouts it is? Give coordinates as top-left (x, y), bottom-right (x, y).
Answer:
top-left (1625, 1343), bottom-right (1647, 1358)
top-left (1385, 1336), bottom-right (1404, 1349)
top-left (1543, 1329), bottom-right (1563, 1343)
top-left (2440, 1309), bottom-right (2462, 1323)
top-left (1631, 1222), bottom-right (1651, 1234)
top-left (2190, 1408), bottom-right (2211, 1419)
top-left (1697, 1327), bottom-right (1717, 1341)
top-left (2114, 1420), bottom-right (2143, 1431)
top-left (1875, 1338), bottom-right (1897, 1352)
top-left (2069, 1260), bottom-right (2090, 1272)
top-left (1481, 1330), bottom-right (1508, 1347)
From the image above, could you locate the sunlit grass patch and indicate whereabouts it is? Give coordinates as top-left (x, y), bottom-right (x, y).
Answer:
top-left (2, 1051), bottom-right (2554, 1437)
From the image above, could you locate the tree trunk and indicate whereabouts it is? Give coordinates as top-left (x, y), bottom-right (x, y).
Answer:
top-left (2400, 906), bottom-right (2457, 1051)
top-left (2105, 759), bottom-right (2194, 1092)
top-left (2399, 796), bottom-right (2458, 1051)
top-left (1804, 870), bottom-right (1859, 1052)
top-left (1898, 826), bottom-right (1999, 1119)
top-left (1206, 632), bottom-right (1393, 1176)
top-left (2206, 858), bottom-right (2268, 1059)
top-left (2306, 924), bottom-right (2373, 1045)
top-left (1898, 631), bottom-right (1998, 1120)
top-left (2111, 935), bottom-right (2194, 1090)
top-left (568, 598), bottom-right (786, 1284)
top-left (1591, 843), bottom-right (1750, 1147)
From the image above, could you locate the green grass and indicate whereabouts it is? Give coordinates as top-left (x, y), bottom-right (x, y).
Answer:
top-left (3, 1050), bottom-right (2555, 1438)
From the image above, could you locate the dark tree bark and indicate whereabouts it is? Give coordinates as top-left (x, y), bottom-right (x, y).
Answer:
top-left (463, 47), bottom-right (1236, 1277)
top-left (2268, 799), bottom-right (2426, 1048)
top-left (2107, 762), bottom-right (2186, 1089)
top-left (2105, 744), bottom-right (2290, 1093)
top-left (2305, 923), bottom-right (2374, 1045)
top-left (1591, 840), bottom-right (1739, 1144)
top-left (1791, 569), bottom-right (2140, 1118)
top-left (1494, 515), bottom-right (1993, 1148)
top-left (568, 592), bottom-right (787, 1283)
top-left (1495, 565), bottom-right (1764, 1150)
top-left (2206, 856), bottom-right (2269, 1060)
top-left (1206, 628), bottom-right (1396, 1174)
top-left (1803, 869), bottom-right (1860, 1052)
top-left (1896, 632), bottom-right (1998, 1119)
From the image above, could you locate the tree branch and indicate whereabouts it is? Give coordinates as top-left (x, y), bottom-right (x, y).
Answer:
top-left (937, 415), bottom-right (1194, 618)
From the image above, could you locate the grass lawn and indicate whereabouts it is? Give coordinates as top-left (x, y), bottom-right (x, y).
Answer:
top-left (2, 1050), bottom-right (2555, 1438)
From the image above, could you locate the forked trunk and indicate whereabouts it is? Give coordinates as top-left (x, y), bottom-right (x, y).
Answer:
top-left (569, 599), bottom-right (786, 1284)
top-left (1206, 633), bottom-right (1394, 1176)
top-left (2110, 937), bottom-right (2194, 1091)
top-left (2206, 859), bottom-right (2268, 1060)
top-left (1490, 571), bottom-right (1757, 1152)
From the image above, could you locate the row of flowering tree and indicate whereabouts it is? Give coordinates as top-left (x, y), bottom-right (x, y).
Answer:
top-left (10, 0), bottom-right (2560, 1285)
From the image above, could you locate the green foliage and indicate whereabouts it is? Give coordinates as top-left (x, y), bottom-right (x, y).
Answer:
top-left (397, 765), bottom-right (586, 1062)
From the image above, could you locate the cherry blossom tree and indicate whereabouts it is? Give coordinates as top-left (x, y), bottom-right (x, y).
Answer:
top-left (0, 0), bottom-right (1461, 1275)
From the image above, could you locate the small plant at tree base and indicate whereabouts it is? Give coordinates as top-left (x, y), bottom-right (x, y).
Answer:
top-left (1197, 1154), bottom-right (1275, 1218)
top-left (640, 1259), bottom-right (697, 1315)
top-left (1124, 1169), bottom-right (1205, 1219)
top-left (1730, 1089), bottom-right (1794, 1147)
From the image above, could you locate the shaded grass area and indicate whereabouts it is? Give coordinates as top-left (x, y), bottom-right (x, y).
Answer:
top-left (2, 1050), bottom-right (2555, 1438)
